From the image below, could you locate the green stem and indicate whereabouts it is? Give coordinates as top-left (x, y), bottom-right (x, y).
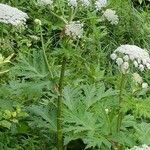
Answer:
top-left (116, 73), bottom-right (125, 149)
top-left (117, 73), bottom-right (125, 132)
top-left (40, 26), bottom-right (53, 78)
top-left (69, 7), bottom-right (77, 22)
top-left (57, 57), bottom-right (66, 150)
top-left (49, 10), bottom-right (67, 23)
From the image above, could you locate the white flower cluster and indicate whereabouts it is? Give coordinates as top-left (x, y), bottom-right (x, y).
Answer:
top-left (68, 0), bottom-right (78, 7)
top-left (111, 45), bottom-right (150, 73)
top-left (80, 0), bottom-right (90, 6)
top-left (0, 3), bottom-right (28, 26)
top-left (126, 145), bottom-right (150, 150)
top-left (133, 73), bottom-right (149, 89)
top-left (37, 0), bottom-right (53, 6)
top-left (95, 0), bottom-right (107, 10)
top-left (65, 21), bottom-right (83, 39)
top-left (103, 9), bottom-right (119, 25)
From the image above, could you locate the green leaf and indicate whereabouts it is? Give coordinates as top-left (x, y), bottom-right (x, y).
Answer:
top-left (135, 123), bottom-right (150, 145)
top-left (11, 51), bottom-right (49, 79)
top-left (28, 105), bottom-right (57, 132)
top-left (0, 120), bottom-right (11, 129)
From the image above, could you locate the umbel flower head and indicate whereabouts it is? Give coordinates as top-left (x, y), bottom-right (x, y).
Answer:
top-left (65, 21), bottom-right (83, 39)
top-left (110, 45), bottom-right (150, 73)
top-left (126, 144), bottom-right (150, 150)
top-left (0, 3), bottom-right (28, 26)
top-left (95, 0), bottom-right (107, 10)
top-left (37, 0), bottom-right (53, 6)
top-left (103, 9), bottom-right (119, 25)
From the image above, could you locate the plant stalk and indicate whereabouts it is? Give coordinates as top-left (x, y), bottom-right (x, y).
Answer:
top-left (49, 10), bottom-right (67, 23)
top-left (117, 73), bottom-right (125, 132)
top-left (57, 57), bottom-right (66, 150)
top-left (116, 73), bottom-right (125, 150)
top-left (40, 26), bottom-right (53, 78)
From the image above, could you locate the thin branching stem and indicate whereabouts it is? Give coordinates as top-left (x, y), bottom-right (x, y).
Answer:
top-left (49, 10), bottom-right (67, 23)
top-left (40, 26), bottom-right (53, 78)
top-left (117, 73), bottom-right (125, 131)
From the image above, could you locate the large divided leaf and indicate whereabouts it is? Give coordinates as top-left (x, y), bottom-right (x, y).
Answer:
top-left (28, 105), bottom-right (56, 132)
top-left (11, 51), bottom-right (49, 79)
top-left (63, 84), bottom-right (117, 149)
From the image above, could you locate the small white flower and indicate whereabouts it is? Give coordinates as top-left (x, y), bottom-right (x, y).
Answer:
top-left (80, 0), bottom-right (90, 6)
top-left (116, 58), bottom-right (123, 66)
top-left (133, 61), bottom-right (138, 68)
top-left (103, 9), bottom-right (119, 25)
top-left (133, 73), bottom-right (143, 84)
top-left (121, 62), bottom-right (129, 74)
top-left (122, 62), bottom-right (129, 70)
top-left (68, 0), bottom-right (77, 7)
top-left (129, 55), bottom-right (134, 61)
top-left (139, 64), bottom-right (144, 72)
top-left (110, 53), bottom-right (117, 60)
top-left (142, 82), bottom-right (148, 89)
top-left (138, 58), bottom-right (141, 64)
top-left (142, 59), bottom-right (147, 65)
top-left (0, 3), bottom-right (28, 26)
top-left (37, 0), bottom-right (53, 6)
top-left (65, 21), bottom-right (83, 39)
top-left (146, 63), bottom-right (150, 69)
top-left (95, 0), bottom-right (107, 10)
top-left (123, 55), bottom-right (129, 61)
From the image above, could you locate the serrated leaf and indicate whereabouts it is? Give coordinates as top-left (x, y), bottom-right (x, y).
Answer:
top-left (11, 51), bottom-right (49, 79)
top-left (134, 123), bottom-right (150, 145)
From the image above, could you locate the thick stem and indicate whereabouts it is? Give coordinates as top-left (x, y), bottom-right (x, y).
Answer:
top-left (57, 57), bottom-right (66, 150)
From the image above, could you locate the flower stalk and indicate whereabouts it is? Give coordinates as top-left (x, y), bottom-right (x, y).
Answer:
top-left (40, 26), bottom-right (53, 78)
top-left (57, 57), bottom-right (67, 150)
top-left (116, 73), bottom-right (126, 150)
top-left (117, 73), bottom-right (125, 132)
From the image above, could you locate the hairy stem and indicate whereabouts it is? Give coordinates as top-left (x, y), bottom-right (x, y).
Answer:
top-left (57, 57), bottom-right (66, 150)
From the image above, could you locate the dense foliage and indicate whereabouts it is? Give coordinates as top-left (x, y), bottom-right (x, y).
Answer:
top-left (0, 0), bottom-right (150, 150)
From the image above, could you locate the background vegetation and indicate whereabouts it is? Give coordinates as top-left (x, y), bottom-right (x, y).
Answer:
top-left (0, 0), bottom-right (150, 150)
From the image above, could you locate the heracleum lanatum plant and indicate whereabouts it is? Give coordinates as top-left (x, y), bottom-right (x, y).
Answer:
top-left (111, 44), bottom-right (150, 149)
top-left (0, 1), bottom-right (150, 150)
